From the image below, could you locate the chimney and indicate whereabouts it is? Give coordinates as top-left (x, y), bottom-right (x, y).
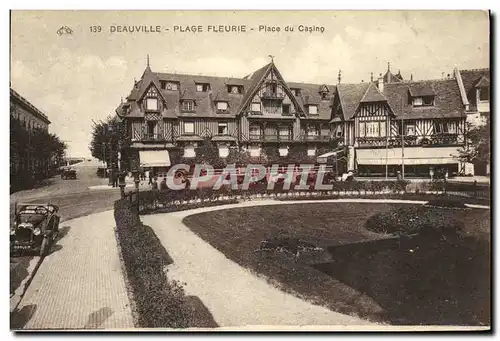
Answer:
top-left (410, 74), bottom-right (413, 81)
top-left (337, 70), bottom-right (342, 84)
top-left (377, 73), bottom-right (384, 92)
top-left (441, 72), bottom-right (445, 79)
top-left (447, 73), bottom-right (451, 79)
top-left (370, 72), bottom-right (374, 82)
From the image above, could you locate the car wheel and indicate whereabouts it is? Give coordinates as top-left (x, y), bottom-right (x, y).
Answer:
top-left (40, 237), bottom-right (50, 257)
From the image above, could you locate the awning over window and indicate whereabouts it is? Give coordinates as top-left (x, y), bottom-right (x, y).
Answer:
top-left (317, 147), bottom-right (346, 163)
top-left (356, 147), bottom-right (459, 166)
top-left (139, 150), bottom-right (171, 167)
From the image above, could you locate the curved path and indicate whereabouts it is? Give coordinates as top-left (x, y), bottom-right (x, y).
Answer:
top-left (144, 199), bottom-right (425, 328)
top-left (12, 211), bottom-right (134, 330)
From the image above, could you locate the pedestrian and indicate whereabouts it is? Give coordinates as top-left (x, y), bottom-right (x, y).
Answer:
top-left (160, 177), bottom-right (167, 191)
top-left (429, 167), bottom-right (434, 182)
top-left (151, 176), bottom-right (158, 190)
top-left (147, 170), bottom-right (152, 185)
top-left (112, 170), bottom-right (119, 187)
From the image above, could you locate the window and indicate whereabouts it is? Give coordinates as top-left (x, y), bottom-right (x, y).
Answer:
top-left (406, 124), bottom-right (416, 136)
top-left (413, 96), bottom-right (434, 107)
top-left (282, 104), bottom-right (290, 115)
top-left (251, 102), bottom-right (261, 112)
top-left (146, 98), bottom-right (158, 110)
top-left (279, 126), bottom-right (291, 138)
top-left (184, 122), bottom-right (194, 134)
top-left (218, 122), bottom-right (228, 135)
top-left (307, 148), bottom-right (316, 157)
top-left (291, 88), bottom-right (301, 96)
top-left (182, 100), bottom-right (194, 112)
top-left (307, 126), bottom-right (319, 136)
top-left (434, 121), bottom-right (449, 134)
top-left (219, 146), bottom-right (229, 158)
top-left (308, 105), bottom-right (318, 115)
top-left (164, 82), bottom-right (178, 91)
top-left (335, 125), bottom-right (343, 137)
top-left (196, 83), bottom-right (210, 92)
top-left (249, 146), bottom-right (261, 157)
top-left (359, 121), bottom-right (386, 137)
top-left (479, 87), bottom-right (489, 101)
top-left (184, 145), bottom-right (195, 158)
top-left (147, 121), bottom-right (157, 138)
top-left (228, 85), bottom-right (242, 94)
top-left (321, 92), bottom-right (329, 100)
top-left (249, 125), bottom-right (261, 136)
top-left (279, 147), bottom-right (289, 157)
top-left (217, 102), bottom-right (228, 111)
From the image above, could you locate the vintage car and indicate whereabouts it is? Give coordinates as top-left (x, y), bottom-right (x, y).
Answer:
top-left (61, 167), bottom-right (77, 180)
top-left (10, 203), bottom-right (60, 256)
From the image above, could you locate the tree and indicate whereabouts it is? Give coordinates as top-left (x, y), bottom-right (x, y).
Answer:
top-left (457, 120), bottom-right (490, 165)
top-left (226, 147), bottom-right (251, 166)
top-left (194, 139), bottom-right (226, 169)
top-left (262, 145), bottom-right (280, 165)
top-left (89, 116), bottom-right (129, 168)
top-left (285, 144), bottom-right (314, 165)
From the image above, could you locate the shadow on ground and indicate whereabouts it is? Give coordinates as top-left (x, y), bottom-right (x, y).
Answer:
top-left (10, 304), bottom-right (37, 329)
top-left (10, 257), bottom-right (32, 296)
top-left (84, 307), bottom-right (114, 328)
top-left (313, 236), bottom-right (490, 326)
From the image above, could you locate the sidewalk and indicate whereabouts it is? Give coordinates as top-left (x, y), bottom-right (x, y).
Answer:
top-left (13, 210), bottom-right (134, 330)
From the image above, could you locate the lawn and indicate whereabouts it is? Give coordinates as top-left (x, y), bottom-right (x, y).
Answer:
top-left (182, 202), bottom-right (490, 325)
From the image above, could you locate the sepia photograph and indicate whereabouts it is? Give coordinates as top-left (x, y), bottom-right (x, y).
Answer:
top-left (8, 9), bottom-right (491, 332)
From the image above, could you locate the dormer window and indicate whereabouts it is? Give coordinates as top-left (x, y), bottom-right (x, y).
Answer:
top-left (216, 101), bottom-right (228, 112)
top-left (321, 92), bottom-right (329, 100)
top-left (162, 81), bottom-right (179, 91)
top-left (308, 105), bottom-right (318, 115)
top-left (291, 88), bottom-right (301, 96)
top-left (181, 100), bottom-right (195, 112)
top-left (251, 102), bottom-right (261, 113)
top-left (413, 96), bottom-right (434, 107)
top-left (146, 98), bottom-right (158, 111)
top-left (479, 86), bottom-right (489, 101)
top-left (227, 85), bottom-right (243, 94)
top-left (196, 83), bottom-right (210, 92)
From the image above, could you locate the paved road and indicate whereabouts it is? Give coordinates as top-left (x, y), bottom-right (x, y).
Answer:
top-left (10, 160), bottom-right (123, 324)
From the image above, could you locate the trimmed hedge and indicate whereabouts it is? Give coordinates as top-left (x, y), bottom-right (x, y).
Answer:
top-left (114, 198), bottom-right (194, 328)
top-left (365, 206), bottom-right (465, 238)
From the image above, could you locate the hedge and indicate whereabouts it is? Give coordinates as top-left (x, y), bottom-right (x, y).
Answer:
top-left (114, 198), bottom-right (194, 328)
top-left (365, 206), bottom-right (465, 239)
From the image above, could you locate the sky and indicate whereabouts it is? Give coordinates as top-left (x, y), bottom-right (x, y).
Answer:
top-left (10, 10), bottom-right (490, 157)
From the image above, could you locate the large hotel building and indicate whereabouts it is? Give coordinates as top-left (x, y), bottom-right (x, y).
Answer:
top-left (115, 58), bottom-right (490, 178)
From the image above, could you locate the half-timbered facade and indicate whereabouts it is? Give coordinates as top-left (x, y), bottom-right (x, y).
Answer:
top-left (116, 59), bottom-right (334, 171)
top-left (330, 70), bottom-right (470, 177)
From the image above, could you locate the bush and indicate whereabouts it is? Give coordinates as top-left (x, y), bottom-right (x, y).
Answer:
top-left (365, 206), bottom-right (465, 239)
top-left (114, 198), bottom-right (194, 328)
top-left (426, 196), bottom-right (467, 208)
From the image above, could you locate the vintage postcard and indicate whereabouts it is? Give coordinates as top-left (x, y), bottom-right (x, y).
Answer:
top-left (9, 10), bottom-right (491, 332)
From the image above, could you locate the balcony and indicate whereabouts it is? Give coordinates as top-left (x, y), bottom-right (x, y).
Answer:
top-left (356, 136), bottom-right (387, 147)
top-left (302, 134), bottom-right (330, 142)
top-left (260, 92), bottom-right (285, 100)
top-left (249, 134), bottom-right (293, 142)
top-left (386, 134), bottom-right (463, 147)
top-left (131, 132), bottom-right (167, 142)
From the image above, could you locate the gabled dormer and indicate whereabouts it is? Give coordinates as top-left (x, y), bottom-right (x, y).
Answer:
top-left (227, 84), bottom-right (244, 94)
top-left (319, 85), bottom-right (330, 100)
top-left (180, 89), bottom-right (196, 113)
top-left (408, 83), bottom-right (436, 107)
top-left (195, 82), bottom-right (210, 92)
top-left (160, 80), bottom-right (180, 91)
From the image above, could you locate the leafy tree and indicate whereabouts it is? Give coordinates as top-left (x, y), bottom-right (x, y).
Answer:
top-left (262, 145), bottom-right (280, 165)
top-left (194, 139), bottom-right (226, 169)
top-left (226, 147), bottom-right (251, 166)
top-left (457, 120), bottom-right (490, 164)
top-left (285, 144), bottom-right (314, 165)
top-left (89, 115), bottom-right (129, 169)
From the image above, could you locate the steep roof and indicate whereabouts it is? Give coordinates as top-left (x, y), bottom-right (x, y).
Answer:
top-left (335, 83), bottom-right (370, 120)
top-left (118, 62), bottom-right (338, 120)
top-left (383, 70), bottom-right (403, 83)
top-left (288, 81), bottom-right (336, 120)
top-left (360, 82), bottom-right (387, 102)
top-left (384, 79), bottom-right (465, 119)
top-left (458, 68), bottom-right (490, 104)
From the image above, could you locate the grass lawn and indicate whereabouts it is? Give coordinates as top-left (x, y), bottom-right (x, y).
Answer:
top-left (182, 202), bottom-right (490, 325)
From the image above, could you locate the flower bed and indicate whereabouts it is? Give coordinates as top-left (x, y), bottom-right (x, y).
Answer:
top-left (364, 205), bottom-right (465, 238)
top-left (114, 198), bottom-right (195, 328)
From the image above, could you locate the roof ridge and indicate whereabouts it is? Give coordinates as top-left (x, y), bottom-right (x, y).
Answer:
top-left (460, 68), bottom-right (490, 72)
